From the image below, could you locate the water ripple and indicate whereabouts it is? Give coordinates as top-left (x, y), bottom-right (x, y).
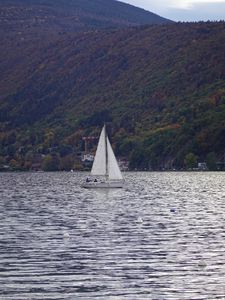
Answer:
top-left (0, 172), bottom-right (225, 299)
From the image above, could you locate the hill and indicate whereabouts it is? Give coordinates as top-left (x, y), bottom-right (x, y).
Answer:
top-left (0, 18), bottom-right (225, 170)
top-left (0, 0), bottom-right (171, 38)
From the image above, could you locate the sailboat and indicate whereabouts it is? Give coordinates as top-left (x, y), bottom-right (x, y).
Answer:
top-left (82, 125), bottom-right (124, 188)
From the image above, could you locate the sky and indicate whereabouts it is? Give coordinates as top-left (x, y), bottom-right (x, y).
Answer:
top-left (121, 0), bottom-right (225, 21)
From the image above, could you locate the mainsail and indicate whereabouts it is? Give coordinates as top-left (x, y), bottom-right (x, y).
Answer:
top-left (91, 125), bottom-right (123, 180)
top-left (91, 126), bottom-right (107, 176)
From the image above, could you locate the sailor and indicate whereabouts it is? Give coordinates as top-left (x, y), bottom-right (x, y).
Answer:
top-left (86, 177), bottom-right (90, 182)
top-left (94, 178), bottom-right (97, 182)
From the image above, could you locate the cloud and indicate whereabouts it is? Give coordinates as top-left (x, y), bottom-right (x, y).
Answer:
top-left (166, 2), bottom-right (225, 21)
top-left (121, 0), bottom-right (225, 21)
top-left (170, 0), bottom-right (225, 9)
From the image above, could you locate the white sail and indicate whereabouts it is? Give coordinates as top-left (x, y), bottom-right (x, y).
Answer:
top-left (91, 126), bottom-right (107, 176)
top-left (82, 125), bottom-right (124, 188)
top-left (107, 137), bottom-right (123, 180)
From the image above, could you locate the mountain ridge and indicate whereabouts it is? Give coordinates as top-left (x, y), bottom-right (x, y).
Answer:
top-left (0, 1), bottom-right (225, 171)
top-left (0, 0), bottom-right (172, 37)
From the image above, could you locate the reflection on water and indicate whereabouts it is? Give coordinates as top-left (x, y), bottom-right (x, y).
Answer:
top-left (0, 172), bottom-right (225, 299)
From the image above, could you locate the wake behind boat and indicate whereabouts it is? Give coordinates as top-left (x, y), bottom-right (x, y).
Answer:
top-left (82, 125), bottom-right (124, 188)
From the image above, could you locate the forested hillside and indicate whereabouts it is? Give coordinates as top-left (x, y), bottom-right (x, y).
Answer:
top-left (0, 0), bottom-right (170, 38)
top-left (0, 2), bottom-right (225, 171)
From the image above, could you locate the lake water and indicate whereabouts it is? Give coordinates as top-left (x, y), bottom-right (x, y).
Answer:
top-left (0, 172), bottom-right (225, 300)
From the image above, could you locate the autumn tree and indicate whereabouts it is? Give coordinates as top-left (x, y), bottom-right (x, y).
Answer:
top-left (206, 152), bottom-right (217, 171)
top-left (42, 154), bottom-right (60, 171)
top-left (184, 153), bottom-right (198, 170)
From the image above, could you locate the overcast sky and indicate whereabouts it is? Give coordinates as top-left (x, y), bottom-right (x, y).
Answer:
top-left (121, 0), bottom-right (225, 21)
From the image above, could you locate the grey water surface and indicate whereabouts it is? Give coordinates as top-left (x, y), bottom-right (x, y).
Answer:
top-left (0, 172), bottom-right (225, 300)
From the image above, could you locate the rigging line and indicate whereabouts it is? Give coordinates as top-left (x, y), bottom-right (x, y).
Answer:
top-left (105, 124), bottom-right (109, 179)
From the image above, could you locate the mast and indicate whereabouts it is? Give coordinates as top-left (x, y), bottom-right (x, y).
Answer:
top-left (104, 124), bottom-right (109, 180)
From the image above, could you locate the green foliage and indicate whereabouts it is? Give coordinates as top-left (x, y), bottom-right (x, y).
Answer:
top-left (79, 110), bottom-right (112, 128)
top-left (42, 154), bottom-right (60, 171)
top-left (184, 153), bottom-right (198, 170)
top-left (129, 145), bottom-right (148, 170)
top-left (59, 144), bottom-right (73, 157)
top-left (0, 19), bottom-right (225, 170)
top-left (59, 154), bottom-right (75, 171)
top-left (206, 152), bottom-right (217, 171)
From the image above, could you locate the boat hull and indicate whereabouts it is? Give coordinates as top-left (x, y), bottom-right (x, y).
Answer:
top-left (82, 181), bottom-right (124, 189)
